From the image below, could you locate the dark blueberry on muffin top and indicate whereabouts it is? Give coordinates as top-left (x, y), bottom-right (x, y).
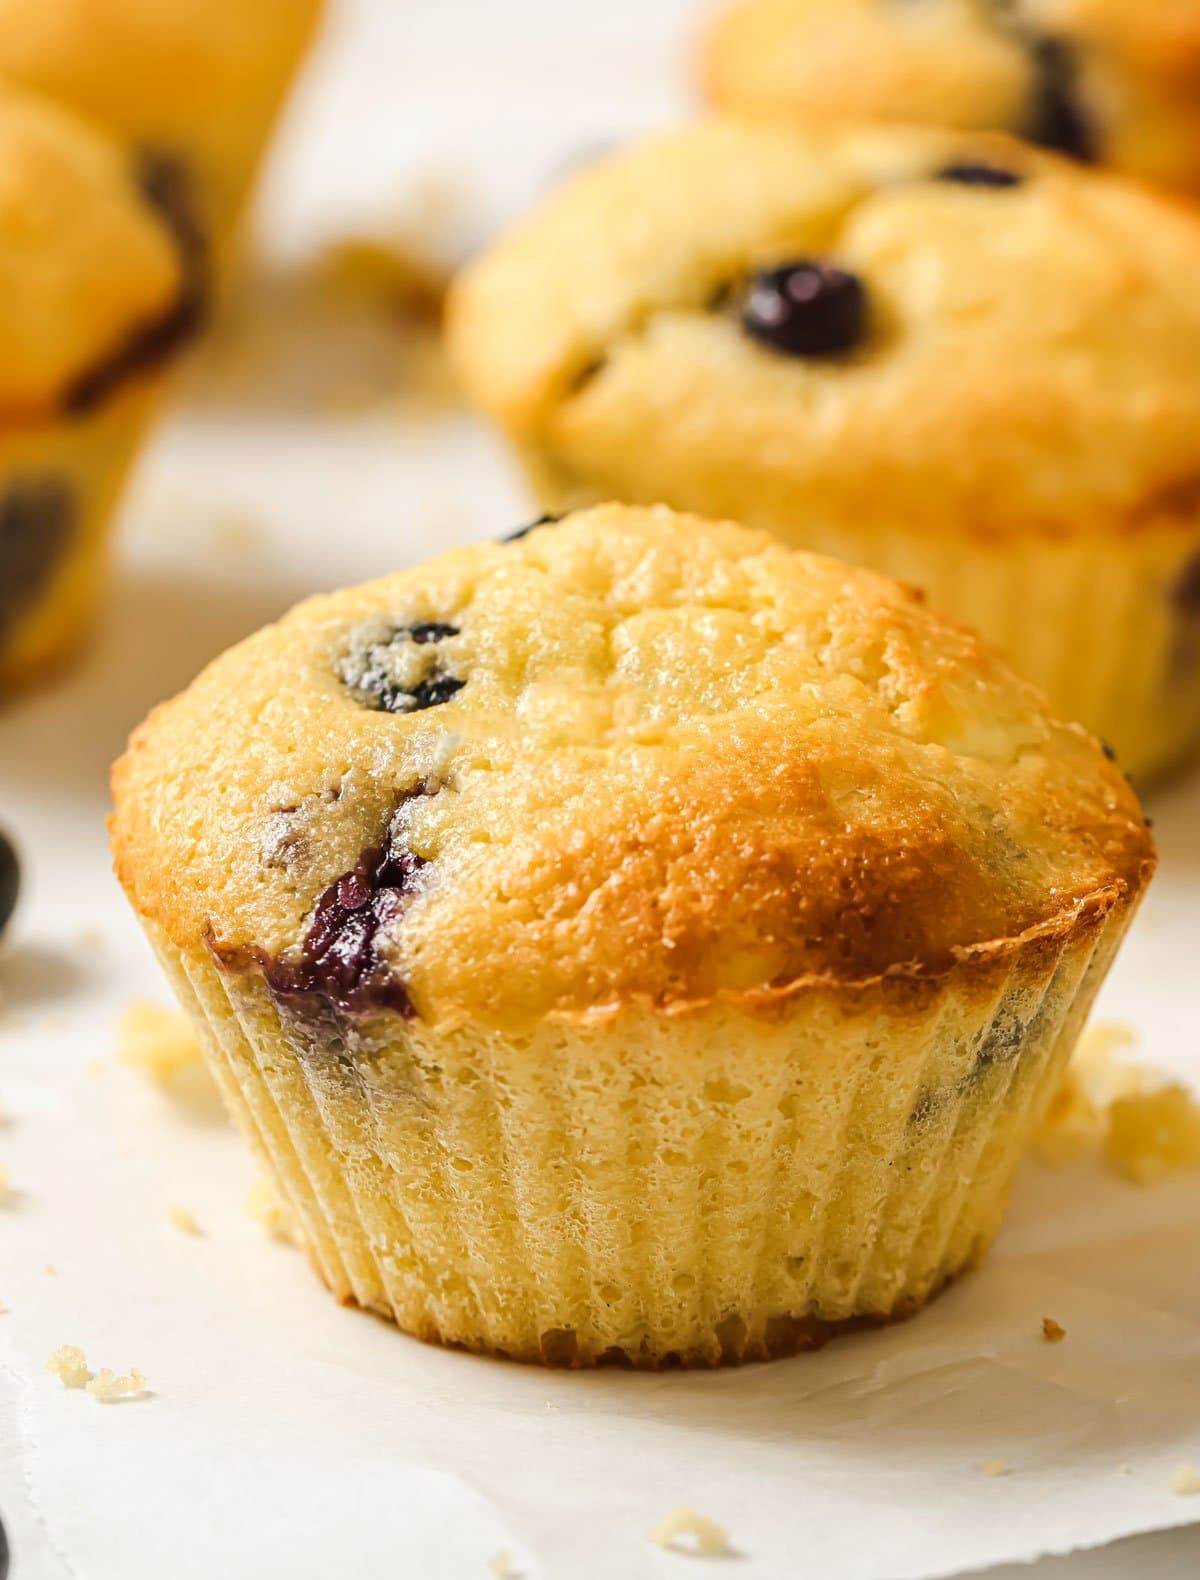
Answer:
top-left (936, 163), bottom-right (1024, 188)
top-left (741, 262), bottom-right (867, 358)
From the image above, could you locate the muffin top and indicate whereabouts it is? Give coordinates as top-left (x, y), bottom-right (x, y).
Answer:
top-left (703, 1), bottom-right (1200, 192)
top-left (0, 0), bottom-right (324, 144)
top-left (0, 83), bottom-right (185, 420)
top-left (448, 120), bottom-right (1200, 543)
top-left (111, 505), bottom-right (1153, 1030)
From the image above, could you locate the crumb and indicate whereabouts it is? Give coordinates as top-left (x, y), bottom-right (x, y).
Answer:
top-left (315, 236), bottom-right (447, 318)
top-left (210, 512), bottom-right (266, 556)
top-left (1118, 1463), bottom-right (1132, 1475)
top-left (489, 1552), bottom-right (519, 1578)
top-left (117, 1000), bottom-right (221, 1112)
top-left (86, 1367), bottom-right (148, 1402)
top-left (980, 1459), bottom-right (1010, 1478)
top-left (651, 1507), bottom-right (731, 1558)
top-left (0, 1163), bottom-right (10, 1202)
top-left (167, 1204), bottom-right (203, 1236)
top-left (1042, 1317), bottom-right (1066, 1343)
top-left (75, 924), bottom-right (105, 954)
top-left (1105, 1085), bottom-right (1200, 1185)
top-left (48, 1345), bottom-right (90, 1388)
top-left (245, 1177), bottom-right (298, 1245)
top-left (1168, 1465), bottom-right (1200, 1496)
top-left (43, 1262), bottom-right (56, 1277)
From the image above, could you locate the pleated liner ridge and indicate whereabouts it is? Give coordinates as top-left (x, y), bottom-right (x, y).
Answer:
top-left (146, 894), bottom-right (1131, 1368)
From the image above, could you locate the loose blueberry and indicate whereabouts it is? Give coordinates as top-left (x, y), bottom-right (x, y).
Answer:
top-left (741, 262), bottom-right (867, 358)
top-left (337, 618), bottom-right (466, 715)
top-left (503, 513), bottom-right (561, 543)
top-left (0, 479), bottom-right (74, 648)
top-left (1027, 37), bottom-right (1095, 161)
top-left (936, 162), bottom-right (1023, 188)
top-left (0, 830), bottom-right (18, 940)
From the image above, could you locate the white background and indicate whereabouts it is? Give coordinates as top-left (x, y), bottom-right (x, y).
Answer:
top-left (1, 2), bottom-right (1199, 1576)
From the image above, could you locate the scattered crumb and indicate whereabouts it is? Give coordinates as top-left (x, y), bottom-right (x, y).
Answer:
top-left (1106, 1086), bottom-right (1200, 1185)
top-left (43, 1263), bottom-right (56, 1277)
top-left (86, 1367), bottom-right (148, 1402)
top-left (980, 1459), bottom-right (1010, 1478)
top-left (651, 1507), bottom-right (731, 1558)
top-left (75, 924), bottom-right (105, 954)
top-left (209, 512), bottom-right (266, 557)
top-left (48, 1345), bottom-right (90, 1388)
top-left (245, 1177), bottom-right (298, 1245)
top-left (489, 1552), bottom-right (519, 1578)
top-left (1036, 1022), bottom-right (1200, 1184)
top-left (167, 1204), bottom-right (203, 1236)
top-left (1042, 1317), bottom-right (1067, 1344)
top-left (117, 1000), bottom-right (221, 1113)
top-left (1168, 1465), bottom-right (1200, 1496)
top-left (0, 1163), bottom-right (10, 1202)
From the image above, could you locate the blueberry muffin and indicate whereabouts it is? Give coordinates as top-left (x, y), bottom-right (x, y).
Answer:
top-left (448, 121), bottom-right (1200, 784)
top-left (111, 504), bottom-right (1154, 1367)
top-left (0, 84), bottom-right (198, 692)
top-left (702, 0), bottom-right (1200, 198)
top-left (0, 0), bottom-right (324, 281)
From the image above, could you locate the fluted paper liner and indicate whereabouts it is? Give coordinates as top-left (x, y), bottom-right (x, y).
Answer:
top-left (144, 897), bottom-right (1131, 1368)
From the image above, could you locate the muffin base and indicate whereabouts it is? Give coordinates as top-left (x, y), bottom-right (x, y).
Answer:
top-left (522, 454), bottom-right (1200, 786)
top-left (0, 381), bottom-right (163, 693)
top-left (141, 886), bottom-right (1132, 1369)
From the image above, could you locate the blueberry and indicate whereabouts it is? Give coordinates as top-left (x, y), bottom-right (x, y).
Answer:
top-left (0, 830), bottom-right (18, 941)
top-left (1026, 37), bottom-right (1095, 161)
top-left (264, 781), bottom-right (439, 1017)
top-left (503, 513), bottom-right (561, 543)
top-left (936, 163), bottom-right (1023, 188)
top-left (0, 479), bottom-right (74, 648)
top-left (408, 622), bottom-right (459, 644)
top-left (64, 148), bottom-right (208, 414)
top-left (337, 618), bottom-right (466, 715)
top-left (741, 262), bottom-right (868, 358)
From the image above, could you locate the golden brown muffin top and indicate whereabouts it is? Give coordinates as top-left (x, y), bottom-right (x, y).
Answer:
top-left (0, 83), bottom-right (185, 420)
top-left (447, 121), bottom-right (1200, 543)
top-left (112, 505), bottom-right (1154, 1031)
top-left (702, 0), bottom-right (1200, 193)
top-left (0, 0), bottom-right (324, 145)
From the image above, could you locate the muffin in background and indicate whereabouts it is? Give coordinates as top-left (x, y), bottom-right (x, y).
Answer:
top-left (702, 0), bottom-right (1200, 199)
top-left (0, 84), bottom-right (198, 693)
top-left (0, 0), bottom-right (325, 283)
top-left (448, 121), bottom-right (1200, 783)
top-left (111, 503), bottom-right (1155, 1367)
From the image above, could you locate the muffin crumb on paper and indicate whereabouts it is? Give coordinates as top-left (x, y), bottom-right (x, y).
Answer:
top-left (167, 1203), bottom-right (203, 1236)
top-left (48, 1345), bottom-right (148, 1399)
top-left (980, 1459), bottom-right (1010, 1478)
top-left (1168, 1465), bottom-right (1200, 1496)
top-left (652, 1507), bottom-right (731, 1557)
top-left (47, 1344), bottom-right (90, 1388)
top-left (1042, 1317), bottom-right (1066, 1343)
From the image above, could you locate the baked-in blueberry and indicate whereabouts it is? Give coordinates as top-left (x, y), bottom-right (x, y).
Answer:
top-left (503, 513), bottom-right (561, 543)
top-left (741, 262), bottom-right (867, 358)
top-left (0, 478), bottom-right (75, 647)
top-left (937, 163), bottom-right (1024, 188)
top-left (0, 829), bottom-right (18, 941)
top-left (1027, 37), bottom-right (1096, 161)
top-left (337, 616), bottom-right (466, 714)
top-left (265, 781), bottom-right (439, 1017)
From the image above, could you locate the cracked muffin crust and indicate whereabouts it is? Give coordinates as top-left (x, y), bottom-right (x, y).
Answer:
top-left (0, 0), bottom-right (325, 278)
top-left (0, 83), bottom-right (196, 691)
top-left (448, 120), bottom-right (1200, 782)
top-left (702, 0), bottom-right (1200, 198)
top-left (111, 504), bottom-right (1154, 1365)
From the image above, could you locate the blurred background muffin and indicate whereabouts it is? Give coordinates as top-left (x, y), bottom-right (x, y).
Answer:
top-left (702, 0), bottom-right (1200, 199)
top-left (0, 83), bottom-right (197, 692)
top-left (448, 121), bottom-right (1200, 784)
top-left (0, 0), bottom-right (325, 287)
